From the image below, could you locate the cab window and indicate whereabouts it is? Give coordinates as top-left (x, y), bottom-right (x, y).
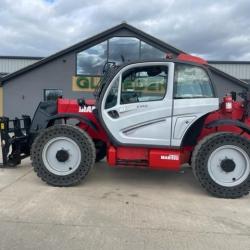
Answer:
top-left (120, 66), bottom-right (168, 104)
top-left (105, 77), bottom-right (119, 109)
top-left (174, 64), bottom-right (214, 98)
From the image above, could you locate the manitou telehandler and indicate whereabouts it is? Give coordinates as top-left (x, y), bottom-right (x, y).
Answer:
top-left (1, 54), bottom-right (250, 198)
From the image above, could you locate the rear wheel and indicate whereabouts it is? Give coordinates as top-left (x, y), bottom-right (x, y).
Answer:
top-left (192, 132), bottom-right (250, 198)
top-left (31, 125), bottom-right (95, 186)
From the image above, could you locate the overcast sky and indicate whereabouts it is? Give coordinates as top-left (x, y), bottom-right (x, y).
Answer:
top-left (0, 0), bottom-right (250, 60)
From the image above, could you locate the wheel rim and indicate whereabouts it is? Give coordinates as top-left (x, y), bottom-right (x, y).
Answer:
top-left (42, 137), bottom-right (81, 176)
top-left (208, 145), bottom-right (250, 187)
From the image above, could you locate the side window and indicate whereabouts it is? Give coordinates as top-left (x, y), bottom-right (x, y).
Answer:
top-left (44, 89), bottom-right (63, 101)
top-left (105, 77), bottom-right (119, 109)
top-left (120, 66), bottom-right (168, 104)
top-left (174, 64), bottom-right (214, 98)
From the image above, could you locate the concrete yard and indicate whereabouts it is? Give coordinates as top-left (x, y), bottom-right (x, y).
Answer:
top-left (0, 159), bottom-right (250, 250)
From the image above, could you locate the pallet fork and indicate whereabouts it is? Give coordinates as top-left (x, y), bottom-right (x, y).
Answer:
top-left (0, 116), bottom-right (32, 167)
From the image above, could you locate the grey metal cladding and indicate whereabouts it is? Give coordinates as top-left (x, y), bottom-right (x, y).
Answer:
top-left (209, 62), bottom-right (250, 80)
top-left (0, 58), bottom-right (40, 74)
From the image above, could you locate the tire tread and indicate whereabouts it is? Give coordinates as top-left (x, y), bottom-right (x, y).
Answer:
top-left (31, 124), bottom-right (95, 186)
top-left (191, 132), bottom-right (250, 198)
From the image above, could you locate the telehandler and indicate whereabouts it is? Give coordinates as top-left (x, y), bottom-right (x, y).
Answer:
top-left (1, 54), bottom-right (250, 198)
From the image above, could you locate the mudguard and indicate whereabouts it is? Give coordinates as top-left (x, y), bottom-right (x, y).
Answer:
top-left (206, 119), bottom-right (250, 134)
top-left (47, 113), bottom-right (98, 131)
top-left (30, 101), bottom-right (98, 133)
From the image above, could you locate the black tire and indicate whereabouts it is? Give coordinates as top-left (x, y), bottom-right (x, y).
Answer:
top-left (94, 140), bottom-right (106, 162)
top-left (31, 124), bottom-right (95, 187)
top-left (192, 132), bottom-right (250, 198)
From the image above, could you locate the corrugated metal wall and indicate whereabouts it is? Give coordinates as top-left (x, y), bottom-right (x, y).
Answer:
top-left (0, 58), bottom-right (40, 74)
top-left (209, 63), bottom-right (250, 81)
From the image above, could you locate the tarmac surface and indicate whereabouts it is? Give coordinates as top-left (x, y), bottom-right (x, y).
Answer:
top-left (0, 159), bottom-right (250, 250)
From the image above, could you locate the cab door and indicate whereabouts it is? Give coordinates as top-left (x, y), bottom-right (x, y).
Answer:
top-left (100, 62), bottom-right (175, 146)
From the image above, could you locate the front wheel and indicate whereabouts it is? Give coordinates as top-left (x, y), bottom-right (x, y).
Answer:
top-left (31, 125), bottom-right (95, 186)
top-left (192, 132), bottom-right (250, 198)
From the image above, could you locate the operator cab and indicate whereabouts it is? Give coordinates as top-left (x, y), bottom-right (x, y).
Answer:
top-left (97, 59), bottom-right (218, 147)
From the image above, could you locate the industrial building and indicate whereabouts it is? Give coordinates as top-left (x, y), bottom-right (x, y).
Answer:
top-left (0, 23), bottom-right (249, 118)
